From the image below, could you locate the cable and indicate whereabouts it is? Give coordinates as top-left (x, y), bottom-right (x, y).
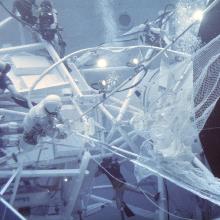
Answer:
top-left (92, 157), bottom-right (193, 220)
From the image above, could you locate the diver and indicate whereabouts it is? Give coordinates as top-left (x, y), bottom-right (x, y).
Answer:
top-left (20, 94), bottom-right (67, 151)
top-left (96, 157), bottom-right (135, 220)
top-left (12, 0), bottom-right (38, 26)
top-left (38, 0), bottom-right (66, 57)
top-left (0, 61), bottom-right (36, 109)
top-left (38, 0), bottom-right (58, 41)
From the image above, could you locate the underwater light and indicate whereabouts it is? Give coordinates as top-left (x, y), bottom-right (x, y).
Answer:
top-left (101, 80), bottom-right (107, 86)
top-left (64, 177), bottom-right (68, 182)
top-left (97, 58), bottom-right (108, 68)
top-left (132, 58), bottom-right (139, 65)
top-left (193, 10), bottom-right (204, 21)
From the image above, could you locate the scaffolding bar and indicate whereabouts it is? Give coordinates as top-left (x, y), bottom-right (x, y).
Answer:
top-left (10, 165), bottom-right (22, 205)
top-left (0, 17), bottom-right (13, 29)
top-left (64, 151), bottom-right (91, 219)
top-left (0, 168), bottom-right (20, 196)
top-left (0, 43), bottom-right (45, 54)
top-left (0, 169), bottom-right (86, 178)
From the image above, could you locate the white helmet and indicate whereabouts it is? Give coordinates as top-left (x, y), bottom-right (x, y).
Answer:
top-left (43, 95), bottom-right (62, 115)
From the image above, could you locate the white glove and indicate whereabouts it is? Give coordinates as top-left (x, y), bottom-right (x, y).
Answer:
top-left (55, 124), bottom-right (68, 139)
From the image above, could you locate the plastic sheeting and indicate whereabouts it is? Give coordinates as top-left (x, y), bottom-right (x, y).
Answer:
top-left (133, 35), bottom-right (220, 205)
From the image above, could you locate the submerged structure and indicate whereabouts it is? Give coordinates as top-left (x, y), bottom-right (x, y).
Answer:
top-left (1, 0), bottom-right (220, 219)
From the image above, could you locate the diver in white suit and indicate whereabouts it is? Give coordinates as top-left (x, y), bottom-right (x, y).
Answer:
top-left (20, 94), bottom-right (67, 151)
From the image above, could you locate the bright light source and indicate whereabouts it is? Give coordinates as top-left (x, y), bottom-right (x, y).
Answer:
top-left (101, 80), bottom-right (107, 86)
top-left (64, 178), bottom-right (68, 182)
top-left (97, 58), bottom-right (108, 68)
top-left (132, 58), bottom-right (139, 65)
top-left (193, 10), bottom-right (203, 21)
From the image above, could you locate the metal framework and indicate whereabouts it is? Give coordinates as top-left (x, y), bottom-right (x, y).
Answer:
top-left (0, 2), bottom-right (217, 218)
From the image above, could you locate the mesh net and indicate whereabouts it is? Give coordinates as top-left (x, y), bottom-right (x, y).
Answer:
top-left (193, 35), bottom-right (220, 130)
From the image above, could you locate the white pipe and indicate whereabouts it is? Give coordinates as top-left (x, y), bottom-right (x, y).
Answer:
top-left (0, 169), bottom-right (86, 178)
top-left (116, 72), bottom-right (144, 122)
top-left (99, 104), bottom-right (115, 122)
top-left (10, 165), bottom-right (22, 205)
top-left (0, 17), bottom-right (13, 29)
top-left (0, 197), bottom-right (26, 220)
top-left (109, 96), bottom-right (143, 113)
top-left (0, 168), bottom-right (20, 195)
top-left (107, 72), bottom-right (141, 142)
top-left (0, 43), bottom-right (44, 54)
top-left (110, 130), bottom-right (136, 146)
top-left (44, 42), bottom-right (82, 96)
top-left (81, 66), bottom-right (132, 73)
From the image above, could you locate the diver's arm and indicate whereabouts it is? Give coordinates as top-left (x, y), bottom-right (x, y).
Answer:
top-left (7, 84), bottom-right (37, 109)
top-left (7, 84), bottom-right (28, 101)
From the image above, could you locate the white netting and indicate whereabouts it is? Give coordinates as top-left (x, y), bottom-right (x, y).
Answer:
top-left (194, 34), bottom-right (220, 131)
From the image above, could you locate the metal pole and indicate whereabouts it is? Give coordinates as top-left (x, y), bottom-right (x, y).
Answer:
top-left (0, 169), bottom-right (87, 178)
top-left (64, 151), bottom-right (91, 219)
top-left (106, 72), bottom-right (144, 142)
top-left (0, 168), bottom-right (20, 195)
top-left (157, 178), bottom-right (168, 220)
top-left (109, 97), bottom-right (143, 113)
top-left (0, 17), bottom-right (13, 29)
top-left (44, 42), bottom-right (83, 95)
top-left (10, 165), bottom-right (22, 205)
top-left (0, 43), bottom-right (45, 54)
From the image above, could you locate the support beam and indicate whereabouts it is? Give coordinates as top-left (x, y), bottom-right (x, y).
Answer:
top-left (109, 96), bottom-right (143, 114)
top-left (81, 66), bottom-right (132, 73)
top-left (44, 42), bottom-right (82, 95)
top-left (157, 178), bottom-right (168, 220)
top-left (64, 151), bottom-right (91, 219)
top-left (10, 165), bottom-right (22, 205)
top-left (92, 185), bottom-right (112, 190)
top-left (106, 72), bottom-right (144, 143)
top-left (29, 216), bottom-right (62, 220)
top-left (44, 42), bottom-right (92, 125)
top-left (0, 197), bottom-right (26, 220)
top-left (110, 130), bottom-right (136, 146)
top-left (0, 168), bottom-right (20, 195)
top-left (0, 17), bottom-right (13, 29)
top-left (0, 43), bottom-right (45, 54)
top-left (0, 169), bottom-right (87, 178)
